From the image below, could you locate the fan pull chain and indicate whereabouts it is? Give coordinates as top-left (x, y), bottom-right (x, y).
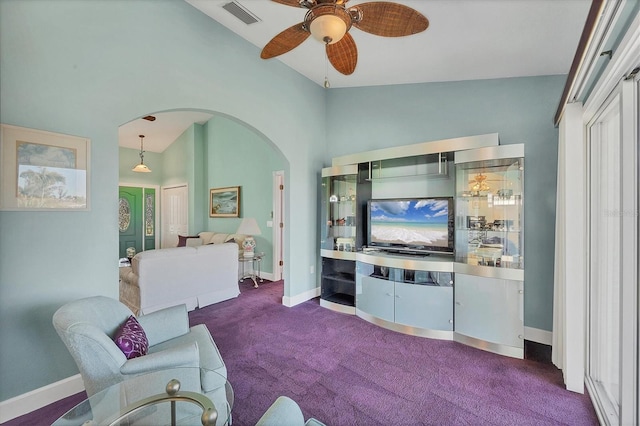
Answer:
top-left (324, 41), bottom-right (330, 89)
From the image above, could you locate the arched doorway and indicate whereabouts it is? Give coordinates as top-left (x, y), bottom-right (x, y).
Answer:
top-left (118, 109), bottom-right (288, 284)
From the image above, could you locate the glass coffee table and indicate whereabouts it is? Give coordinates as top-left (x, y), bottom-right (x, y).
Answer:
top-left (53, 367), bottom-right (233, 426)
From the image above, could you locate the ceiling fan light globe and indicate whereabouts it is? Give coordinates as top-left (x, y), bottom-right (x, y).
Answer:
top-left (310, 15), bottom-right (347, 45)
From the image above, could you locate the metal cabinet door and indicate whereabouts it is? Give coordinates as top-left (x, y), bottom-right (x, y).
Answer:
top-left (356, 263), bottom-right (395, 323)
top-left (454, 273), bottom-right (523, 348)
top-left (395, 282), bottom-right (453, 331)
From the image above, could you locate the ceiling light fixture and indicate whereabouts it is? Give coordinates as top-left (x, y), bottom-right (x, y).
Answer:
top-left (261, 1), bottom-right (428, 77)
top-left (305, 4), bottom-right (351, 88)
top-left (307, 6), bottom-right (350, 45)
top-left (132, 134), bottom-right (151, 173)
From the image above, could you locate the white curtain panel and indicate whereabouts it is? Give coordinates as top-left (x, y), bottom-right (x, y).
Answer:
top-left (552, 102), bottom-right (586, 393)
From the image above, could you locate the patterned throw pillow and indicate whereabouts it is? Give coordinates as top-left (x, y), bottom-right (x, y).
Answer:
top-left (114, 316), bottom-right (149, 359)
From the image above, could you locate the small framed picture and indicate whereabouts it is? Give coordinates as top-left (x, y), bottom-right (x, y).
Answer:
top-left (0, 124), bottom-right (90, 211)
top-left (209, 186), bottom-right (240, 217)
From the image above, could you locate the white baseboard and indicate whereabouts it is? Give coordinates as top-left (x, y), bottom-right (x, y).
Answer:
top-left (525, 326), bottom-right (553, 346)
top-left (0, 374), bottom-right (84, 423)
top-left (258, 271), bottom-right (275, 282)
top-left (282, 286), bottom-right (320, 307)
top-left (241, 272), bottom-right (275, 283)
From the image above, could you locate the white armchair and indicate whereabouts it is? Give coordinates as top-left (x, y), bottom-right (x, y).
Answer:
top-left (53, 296), bottom-right (226, 398)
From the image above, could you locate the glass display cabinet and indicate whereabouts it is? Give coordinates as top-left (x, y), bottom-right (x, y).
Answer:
top-left (453, 144), bottom-right (525, 358)
top-left (320, 165), bottom-right (358, 256)
top-left (455, 147), bottom-right (524, 270)
top-left (320, 164), bottom-right (371, 313)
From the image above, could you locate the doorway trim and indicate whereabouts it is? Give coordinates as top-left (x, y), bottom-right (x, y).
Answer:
top-left (272, 170), bottom-right (285, 282)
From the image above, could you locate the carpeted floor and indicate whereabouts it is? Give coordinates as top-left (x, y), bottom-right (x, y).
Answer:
top-left (190, 280), bottom-right (598, 426)
top-left (3, 280), bottom-right (598, 425)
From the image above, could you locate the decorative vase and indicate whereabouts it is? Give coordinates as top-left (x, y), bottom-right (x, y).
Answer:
top-left (242, 237), bottom-right (256, 258)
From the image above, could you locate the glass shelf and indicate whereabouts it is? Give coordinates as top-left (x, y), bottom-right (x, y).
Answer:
top-left (321, 173), bottom-right (357, 253)
top-left (320, 164), bottom-right (371, 311)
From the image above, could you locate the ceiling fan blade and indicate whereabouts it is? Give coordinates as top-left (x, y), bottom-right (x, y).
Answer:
top-left (353, 2), bottom-right (429, 37)
top-left (260, 22), bottom-right (311, 59)
top-left (270, 0), bottom-right (304, 7)
top-left (327, 32), bottom-right (357, 75)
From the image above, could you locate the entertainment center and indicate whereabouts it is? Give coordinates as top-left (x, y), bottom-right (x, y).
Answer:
top-left (320, 134), bottom-right (525, 358)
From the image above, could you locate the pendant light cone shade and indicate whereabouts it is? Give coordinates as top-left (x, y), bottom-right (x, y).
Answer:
top-left (132, 134), bottom-right (152, 173)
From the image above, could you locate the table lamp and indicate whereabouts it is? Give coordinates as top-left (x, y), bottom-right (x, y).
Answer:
top-left (237, 217), bottom-right (262, 258)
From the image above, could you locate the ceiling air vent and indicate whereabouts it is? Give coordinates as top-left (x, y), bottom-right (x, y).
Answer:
top-left (222, 1), bottom-right (260, 25)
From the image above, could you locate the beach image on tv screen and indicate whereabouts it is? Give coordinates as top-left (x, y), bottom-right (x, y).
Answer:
top-left (370, 199), bottom-right (449, 247)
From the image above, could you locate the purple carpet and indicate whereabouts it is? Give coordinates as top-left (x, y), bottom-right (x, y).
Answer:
top-left (3, 280), bottom-right (597, 425)
top-left (190, 280), bottom-right (598, 426)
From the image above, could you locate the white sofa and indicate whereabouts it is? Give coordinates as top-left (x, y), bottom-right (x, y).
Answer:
top-left (180, 231), bottom-right (248, 250)
top-left (184, 231), bottom-right (249, 280)
top-left (119, 243), bottom-right (239, 315)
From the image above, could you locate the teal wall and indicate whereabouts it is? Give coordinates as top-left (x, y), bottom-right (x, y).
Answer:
top-left (161, 123), bottom-right (202, 234)
top-left (0, 0), bottom-right (567, 403)
top-left (0, 0), bottom-right (325, 401)
top-left (162, 126), bottom-right (193, 188)
top-left (193, 124), bottom-right (207, 234)
top-left (204, 116), bottom-right (285, 274)
top-left (326, 76), bottom-right (564, 332)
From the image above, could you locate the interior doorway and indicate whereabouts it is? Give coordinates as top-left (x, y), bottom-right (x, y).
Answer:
top-left (119, 110), bottom-right (289, 296)
top-left (161, 184), bottom-right (188, 248)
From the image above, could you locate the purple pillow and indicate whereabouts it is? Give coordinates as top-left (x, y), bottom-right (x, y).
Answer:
top-left (177, 235), bottom-right (200, 247)
top-left (114, 316), bottom-right (149, 359)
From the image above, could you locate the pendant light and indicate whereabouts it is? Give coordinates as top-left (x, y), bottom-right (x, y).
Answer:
top-left (132, 134), bottom-right (151, 173)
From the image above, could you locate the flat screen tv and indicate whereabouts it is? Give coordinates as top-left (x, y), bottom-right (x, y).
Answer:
top-left (367, 197), bottom-right (454, 255)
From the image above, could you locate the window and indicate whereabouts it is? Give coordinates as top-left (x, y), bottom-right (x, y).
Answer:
top-left (586, 78), bottom-right (638, 426)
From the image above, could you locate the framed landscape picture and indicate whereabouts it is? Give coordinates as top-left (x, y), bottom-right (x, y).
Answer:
top-left (209, 186), bottom-right (240, 217)
top-left (0, 124), bottom-right (90, 211)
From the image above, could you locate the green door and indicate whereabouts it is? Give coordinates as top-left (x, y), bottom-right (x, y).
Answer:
top-left (119, 187), bottom-right (143, 258)
top-left (119, 186), bottom-right (156, 258)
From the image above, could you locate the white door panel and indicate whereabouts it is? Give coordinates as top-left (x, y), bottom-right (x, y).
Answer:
top-left (161, 185), bottom-right (188, 249)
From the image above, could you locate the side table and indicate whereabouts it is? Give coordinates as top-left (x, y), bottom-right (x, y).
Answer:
top-left (53, 367), bottom-right (233, 426)
top-left (239, 252), bottom-right (264, 288)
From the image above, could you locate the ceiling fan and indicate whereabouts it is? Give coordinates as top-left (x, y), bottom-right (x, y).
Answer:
top-left (260, 0), bottom-right (429, 76)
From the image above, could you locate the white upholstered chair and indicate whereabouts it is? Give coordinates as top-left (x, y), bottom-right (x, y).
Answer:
top-left (52, 296), bottom-right (227, 398)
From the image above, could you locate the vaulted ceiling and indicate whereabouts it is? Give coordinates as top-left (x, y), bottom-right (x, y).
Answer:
top-left (186, 0), bottom-right (591, 88)
top-left (120, 0), bottom-right (591, 152)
